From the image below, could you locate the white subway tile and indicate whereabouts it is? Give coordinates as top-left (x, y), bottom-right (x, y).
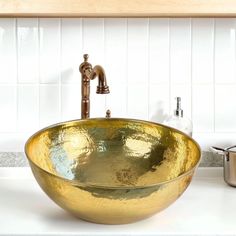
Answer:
top-left (17, 18), bottom-right (39, 84)
top-left (17, 85), bottom-right (39, 132)
top-left (0, 86), bottom-right (17, 132)
top-left (149, 19), bottom-right (169, 84)
top-left (0, 19), bottom-right (16, 84)
top-left (215, 19), bottom-right (236, 84)
top-left (192, 19), bottom-right (214, 84)
top-left (39, 19), bottom-right (60, 84)
top-left (127, 19), bottom-right (149, 84)
top-left (82, 18), bottom-right (104, 64)
top-left (215, 85), bottom-right (236, 132)
top-left (104, 18), bottom-right (127, 87)
top-left (0, 133), bottom-right (30, 152)
top-left (61, 19), bottom-right (82, 84)
top-left (89, 93), bottom-right (107, 118)
top-left (39, 85), bottom-right (60, 127)
top-left (83, 18), bottom-right (105, 117)
top-left (192, 85), bottom-right (214, 132)
top-left (127, 84), bottom-right (148, 120)
top-left (61, 84), bottom-right (81, 120)
top-left (193, 132), bottom-right (236, 151)
top-left (170, 19), bottom-right (191, 84)
top-left (170, 84), bottom-right (192, 119)
top-left (106, 85), bottom-right (127, 118)
top-left (149, 84), bottom-right (169, 123)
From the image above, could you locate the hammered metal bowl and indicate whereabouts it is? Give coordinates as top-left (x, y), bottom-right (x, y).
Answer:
top-left (25, 118), bottom-right (201, 224)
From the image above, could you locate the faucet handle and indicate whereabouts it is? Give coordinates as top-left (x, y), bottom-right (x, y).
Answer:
top-left (79, 54), bottom-right (92, 74)
top-left (106, 109), bottom-right (111, 118)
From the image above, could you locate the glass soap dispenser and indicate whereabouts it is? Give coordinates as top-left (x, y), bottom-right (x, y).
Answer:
top-left (163, 97), bottom-right (193, 136)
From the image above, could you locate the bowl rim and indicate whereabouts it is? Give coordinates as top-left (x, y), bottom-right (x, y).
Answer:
top-left (25, 117), bottom-right (201, 190)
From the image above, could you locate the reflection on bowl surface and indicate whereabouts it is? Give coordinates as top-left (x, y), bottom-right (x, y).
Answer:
top-left (25, 118), bottom-right (201, 224)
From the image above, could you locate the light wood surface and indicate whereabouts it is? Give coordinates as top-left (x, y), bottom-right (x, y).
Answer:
top-left (0, 0), bottom-right (236, 17)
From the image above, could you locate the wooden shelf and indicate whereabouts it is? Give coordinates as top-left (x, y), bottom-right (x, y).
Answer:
top-left (1, 0), bottom-right (236, 17)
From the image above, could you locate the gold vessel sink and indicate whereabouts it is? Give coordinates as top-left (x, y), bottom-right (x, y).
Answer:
top-left (25, 118), bottom-right (201, 224)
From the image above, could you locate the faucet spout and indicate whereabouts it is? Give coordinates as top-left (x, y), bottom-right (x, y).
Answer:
top-left (92, 65), bottom-right (110, 94)
top-left (79, 54), bottom-right (110, 119)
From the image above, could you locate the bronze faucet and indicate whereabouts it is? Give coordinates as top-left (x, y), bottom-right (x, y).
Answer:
top-left (79, 54), bottom-right (110, 119)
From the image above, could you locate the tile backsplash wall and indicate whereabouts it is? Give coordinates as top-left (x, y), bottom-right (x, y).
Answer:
top-left (0, 18), bottom-right (236, 151)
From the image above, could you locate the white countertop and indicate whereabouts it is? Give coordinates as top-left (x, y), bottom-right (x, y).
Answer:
top-left (0, 167), bottom-right (235, 236)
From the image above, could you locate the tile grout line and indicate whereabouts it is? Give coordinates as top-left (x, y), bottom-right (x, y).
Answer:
top-left (147, 18), bottom-right (150, 120)
top-left (79, 17), bottom-right (83, 117)
top-left (0, 81), bottom-right (228, 86)
top-left (38, 18), bottom-right (41, 128)
top-left (213, 18), bottom-right (216, 132)
top-left (168, 18), bottom-right (171, 115)
top-left (15, 18), bottom-right (19, 132)
top-left (59, 18), bottom-right (62, 121)
top-left (81, 18), bottom-right (84, 53)
top-left (190, 18), bottom-right (193, 122)
top-left (81, 18), bottom-right (84, 119)
top-left (126, 18), bottom-right (129, 117)
top-left (103, 18), bottom-right (107, 112)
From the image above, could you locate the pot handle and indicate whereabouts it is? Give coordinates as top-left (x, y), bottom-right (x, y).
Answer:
top-left (210, 146), bottom-right (226, 155)
top-left (226, 145), bottom-right (236, 151)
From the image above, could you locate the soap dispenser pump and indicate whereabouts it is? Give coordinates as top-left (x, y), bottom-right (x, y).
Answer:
top-left (164, 97), bottom-right (193, 136)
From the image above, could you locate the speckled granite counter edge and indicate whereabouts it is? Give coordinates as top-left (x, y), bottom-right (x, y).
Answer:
top-left (0, 151), bottom-right (223, 167)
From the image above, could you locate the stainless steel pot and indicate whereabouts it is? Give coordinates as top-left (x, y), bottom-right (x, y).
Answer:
top-left (211, 145), bottom-right (236, 187)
